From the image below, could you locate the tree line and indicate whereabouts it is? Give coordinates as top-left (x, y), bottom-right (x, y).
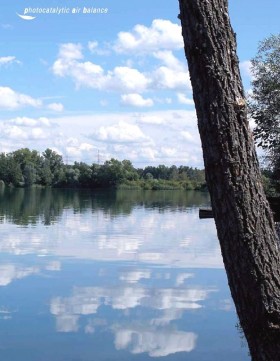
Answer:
top-left (0, 147), bottom-right (206, 190)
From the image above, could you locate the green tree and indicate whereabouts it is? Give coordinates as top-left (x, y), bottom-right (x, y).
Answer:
top-left (23, 163), bottom-right (37, 186)
top-left (73, 162), bottom-right (92, 187)
top-left (11, 148), bottom-right (42, 186)
top-left (38, 159), bottom-right (53, 186)
top-left (249, 34), bottom-right (280, 161)
top-left (121, 160), bottom-right (139, 181)
top-left (98, 159), bottom-right (125, 186)
top-left (0, 153), bottom-right (22, 186)
top-left (64, 166), bottom-right (80, 187)
top-left (42, 148), bottom-right (65, 185)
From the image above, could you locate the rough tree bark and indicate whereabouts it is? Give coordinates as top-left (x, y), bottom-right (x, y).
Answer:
top-left (178, 0), bottom-right (280, 359)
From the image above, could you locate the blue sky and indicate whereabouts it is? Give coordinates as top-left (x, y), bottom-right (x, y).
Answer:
top-left (0, 0), bottom-right (279, 167)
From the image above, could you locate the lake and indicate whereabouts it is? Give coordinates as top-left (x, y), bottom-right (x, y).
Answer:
top-left (0, 188), bottom-right (249, 360)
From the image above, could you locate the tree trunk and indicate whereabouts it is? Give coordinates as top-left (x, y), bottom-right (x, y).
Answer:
top-left (178, 0), bottom-right (280, 359)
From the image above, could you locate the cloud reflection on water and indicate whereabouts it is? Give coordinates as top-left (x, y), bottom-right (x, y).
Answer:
top-left (0, 206), bottom-right (222, 268)
top-left (50, 279), bottom-right (208, 356)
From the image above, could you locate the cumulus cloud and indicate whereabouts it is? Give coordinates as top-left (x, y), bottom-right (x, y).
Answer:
top-left (121, 93), bottom-right (154, 107)
top-left (0, 56), bottom-right (19, 66)
top-left (53, 47), bottom-right (150, 92)
top-left (48, 110), bottom-right (201, 167)
top-left (0, 86), bottom-right (42, 109)
top-left (11, 116), bottom-right (51, 127)
top-left (177, 93), bottom-right (194, 105)
top-left (30, 127), bottom-right (48, 140)
top-left (109, 67), bottom-right (150, 92)
top-left (3, 126), bottom-right (27, 140)
top-left (153, 50), bottom-right (183, 71)
top-left (58, 43), bottom-right (83, 60)
top-left (52, 37), bottom-right (190, 94)
top-left (114, 19), bottom-right (183, 54)
top-left (47, 102), bottom-right (64, 112)
top-left (152, 66), bottom-right (190, 90)
top-left (11, 117), bottom-right (38, 127)
top-left (0, 109), bottom-right (202, 168)
top-left (92, 121), bottom-right (150, 144)
top-left (66, 141), bottom-right (95, 159)
top-left (0, 116), bottom-right (54, 149)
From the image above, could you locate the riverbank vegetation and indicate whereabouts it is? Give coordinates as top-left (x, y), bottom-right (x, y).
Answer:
top-left (0, 148), bottom-right (206, 190)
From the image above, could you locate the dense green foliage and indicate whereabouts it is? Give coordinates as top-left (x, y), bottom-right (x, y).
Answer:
top-left (0, 148), bottom-right (206, 190)
top-left (249, 34), bottom-right (280, 165)
top-left (249, 34), bottom-right (280, 194)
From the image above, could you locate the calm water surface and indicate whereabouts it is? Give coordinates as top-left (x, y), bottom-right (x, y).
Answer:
top-left (0, 188), bottom-right (249, 361)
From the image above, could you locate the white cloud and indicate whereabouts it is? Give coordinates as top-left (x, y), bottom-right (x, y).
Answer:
top-left (3, 125), bottom-right (27, 140)
top-left (80, 143), bottom-right (94, 151)
top-left (0, 109), bottom-right (202, 168)
top-left (114, 19), bottom-right (183, 54)
top-left (58, 43), bottom-right (83, 60)
top-left (140, 147), bottom-right (158, 161)
top-left (152, 66), bottom-right (190, 90)
top-left (121, 93), bottom-right (154, 107)
top-left (0, 86), bottom-right (42, 109)
top-left (53, 46), bottom-right (150, 93)
top-left (139, 115), bottom-right (165, 125)
top-left (153, 50), bottom-right (183, 71)
top-left (53, 57), bottom-right (104, 86)
top-left (10, 116), bottom-right (51, 128)
top-left (31, 127), bottom-right (48, 140)
top-left (0, 116), bottom-right (55, 150)
top-left (0, 56), bottom-right (19, 66)
top-left (48, 102), bottom-right (64, 112)
top-left (109, 67), bottom-right (150, 92)
top-left (181, 131), bottom-right (196, 142)
top-left (92, 121), bottom-right (150, 144)
top-left (161, 147), bottom-right (176, 157)
top-left (44, 109), bottom-right (202, 167)
top-left (52, 39), bottom-right (191, 94)
top-left (240, 60), bottom-right (253, 79)
top-left (177, 93), bottom-right (194, 105)
top-left (66, 141), bottom-right (95, 159)
top-left (11, 117), bottom-right (38, 127)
